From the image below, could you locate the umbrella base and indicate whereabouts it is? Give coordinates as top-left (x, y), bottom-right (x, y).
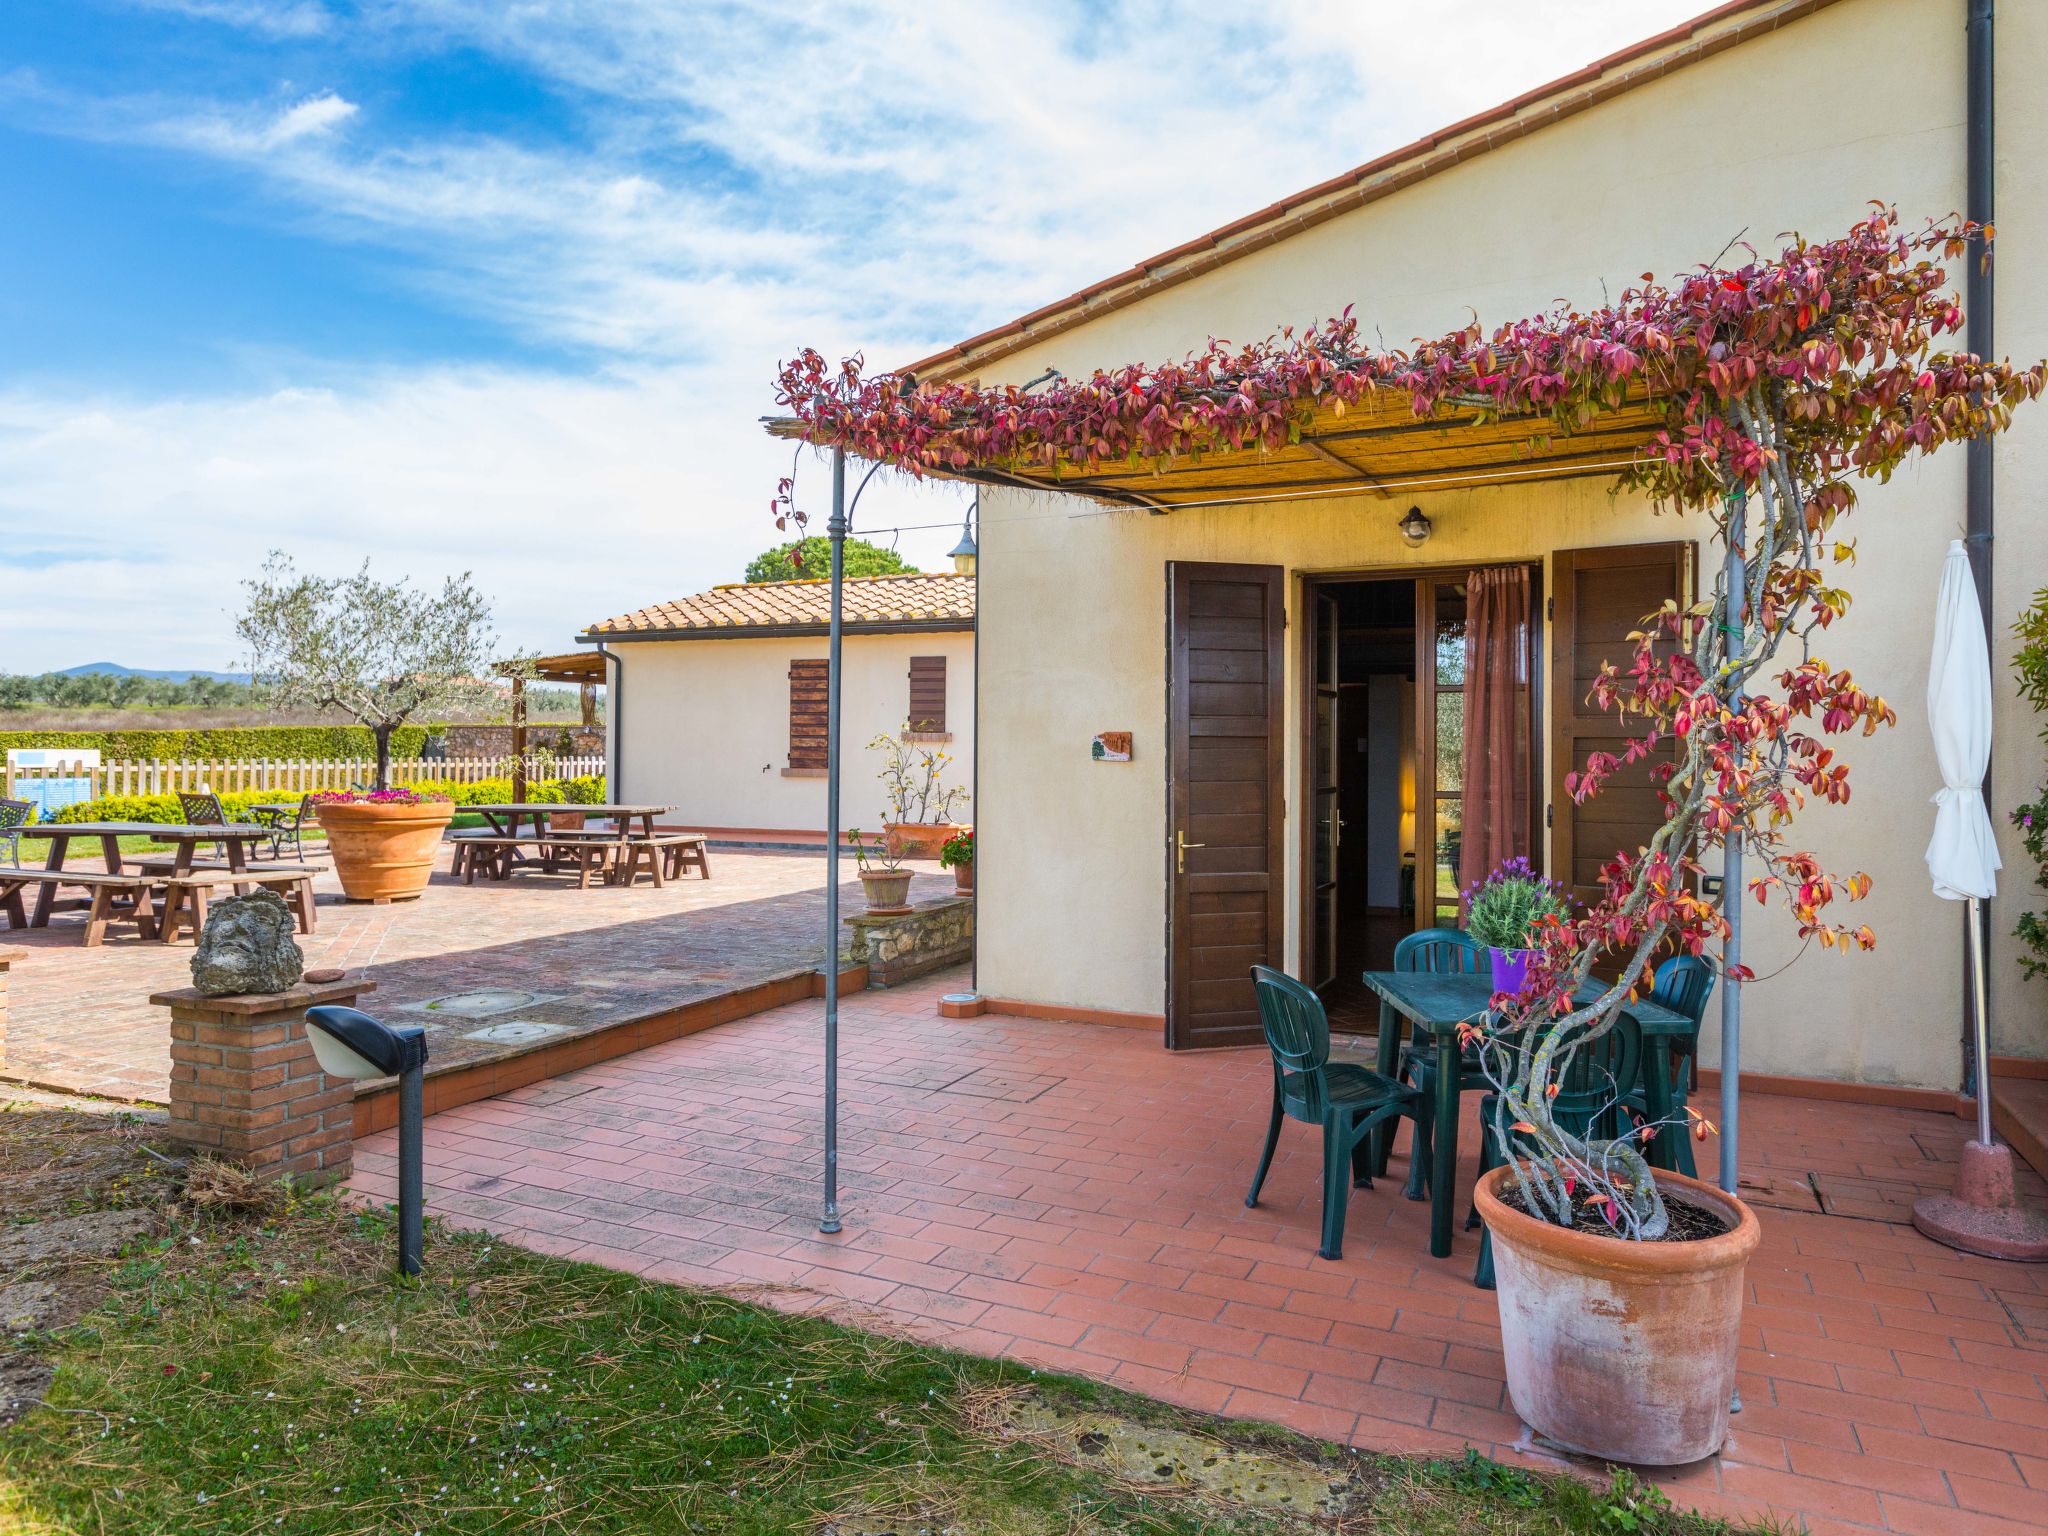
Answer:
top-left (1911, 1141), bottom-right (2048, 1262)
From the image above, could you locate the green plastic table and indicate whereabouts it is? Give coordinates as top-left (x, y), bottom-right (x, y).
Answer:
top-left (1360, 969), bottom-right (1691, 1258)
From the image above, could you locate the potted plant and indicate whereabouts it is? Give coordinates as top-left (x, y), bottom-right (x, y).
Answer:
top-left (871, 726), bottom-right (970, 859)
top-left (847, 827), bottom-right (913, 914)
top-left (1464, 858), bottom-right (1567, 994)
top-left (938, 827), bottom-right (974, 894)
top-left (1422, 214), bottom-right (2045, 1468)
top-left (308, 788), bottom-right (454, 903)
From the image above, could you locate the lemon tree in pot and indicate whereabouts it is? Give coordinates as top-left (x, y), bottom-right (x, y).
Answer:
top-left (237, 551), bottom-right (516, 903)
top-left (870, 726), bottom-right (969, 860)
top-left (1441, 214), bottom-right (2047, 1468)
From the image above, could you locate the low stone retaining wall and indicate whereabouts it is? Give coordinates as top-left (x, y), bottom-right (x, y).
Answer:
top-left (844, 897), bottom-right (972, 987)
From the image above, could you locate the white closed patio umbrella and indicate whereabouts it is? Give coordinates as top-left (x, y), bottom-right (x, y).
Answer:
top-left (1911, 539), bottom-right (2048, 1259)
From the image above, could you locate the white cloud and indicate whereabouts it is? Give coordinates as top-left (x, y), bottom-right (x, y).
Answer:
top-left (0, 1), bottom-right (1712, 670)
top-left (124, 0), bottom-right (333, 39)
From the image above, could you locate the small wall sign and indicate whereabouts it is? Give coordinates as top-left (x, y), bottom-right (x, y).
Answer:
top-left (1091, 731), bottom-right (1132, 762)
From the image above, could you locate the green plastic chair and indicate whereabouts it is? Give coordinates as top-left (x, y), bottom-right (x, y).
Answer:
top-left (1385, 927), bottom-right (1485, 1196)
top-left (1473, 1009), bottom-right (1644, 1288)
top-left (1617, 955), bottom-right (1715, 1177)
top-left (1247, 965), bottom-right (1425, 1261)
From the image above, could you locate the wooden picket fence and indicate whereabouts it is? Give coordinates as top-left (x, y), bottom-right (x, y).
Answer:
top-left (3, 755), bottom-right (605, 800)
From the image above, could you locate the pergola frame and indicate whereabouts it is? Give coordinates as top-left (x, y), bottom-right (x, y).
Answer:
top-left (497, 652), bottom-right (605, 802)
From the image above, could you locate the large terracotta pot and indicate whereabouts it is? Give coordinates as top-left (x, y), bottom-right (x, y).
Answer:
top-left (313, 798), bottom-right (455, 903)
top-left (884, 821), bottom-right (966, 860)
top-left (1475, 1165), bottom-right (1760, 1466)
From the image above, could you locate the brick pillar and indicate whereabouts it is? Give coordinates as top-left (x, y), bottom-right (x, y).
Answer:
top-left (150, 977), bottom-right (377, 1186)
top-left (0, 946), bottom-right (21, 1076)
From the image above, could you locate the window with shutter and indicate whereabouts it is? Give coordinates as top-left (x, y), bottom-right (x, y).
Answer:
top-left (908, 655), bottom-right (947, 735)
top-left (1549, 542), bottom-right (1692, 912)
top-left (788, 658), bottom-right (829, 770)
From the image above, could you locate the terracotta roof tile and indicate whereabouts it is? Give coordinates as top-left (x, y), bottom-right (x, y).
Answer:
top-left (583, 572), bottom-right (974, 638)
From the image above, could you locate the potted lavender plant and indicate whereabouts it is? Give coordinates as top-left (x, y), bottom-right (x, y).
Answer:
top-left (1464, 858), bottom-right (1568, 994)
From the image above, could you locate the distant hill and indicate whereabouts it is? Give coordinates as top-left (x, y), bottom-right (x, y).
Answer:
top-left (54, 662), bottom-right (253, 684)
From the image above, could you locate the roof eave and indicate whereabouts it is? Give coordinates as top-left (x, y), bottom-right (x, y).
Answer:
top-left (576, 618), bottom-right (975, 645)
top-left (902, 0), bottom-right (1842, 382)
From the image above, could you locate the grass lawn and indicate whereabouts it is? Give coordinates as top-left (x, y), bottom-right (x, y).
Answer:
top-left (0, 1096), bottom-right (1763, 1536)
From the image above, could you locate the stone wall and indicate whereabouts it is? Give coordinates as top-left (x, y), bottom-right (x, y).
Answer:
top-left (844, 897), bottom-right (973, 988)
top-left (431, 724), bottom-right (604, 759)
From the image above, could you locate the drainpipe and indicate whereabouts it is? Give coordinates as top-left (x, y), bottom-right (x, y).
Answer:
top-left (595, 641), bottom-right (622, 802)
top-left (1963, 0), bottom-right (1995, 1092)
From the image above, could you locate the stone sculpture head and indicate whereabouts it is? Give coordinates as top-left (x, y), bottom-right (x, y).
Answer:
top-left (190, 889), bottom-right (305, 997)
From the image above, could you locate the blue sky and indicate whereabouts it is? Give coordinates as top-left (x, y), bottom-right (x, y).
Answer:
top-left (0, 0), bottom-right (1705, 673)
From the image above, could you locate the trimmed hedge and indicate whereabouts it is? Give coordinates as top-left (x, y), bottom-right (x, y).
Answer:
top-left (46, 775), bottom-right (607, 827)
top-left (0, 724), bottom-right (440, 762)
top-left (50, 789), bottom-right (312, 827)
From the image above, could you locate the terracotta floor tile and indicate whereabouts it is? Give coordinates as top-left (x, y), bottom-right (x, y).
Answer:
top-left (329, 968), bottom-right (2048, 1535)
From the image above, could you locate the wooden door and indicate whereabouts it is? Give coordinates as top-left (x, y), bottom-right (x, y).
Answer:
top-left (1167, 562), bottom-right (1285, 1050)
top-left (1550, 543), bottom-right (1691, 912)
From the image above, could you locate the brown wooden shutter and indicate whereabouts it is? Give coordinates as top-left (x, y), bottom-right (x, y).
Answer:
top-left (1166, 562), bottom-right (1285, 1050)
top-left (908, 655), bottom-right (947, 734)
top-left (788, 658), bottom-right (829, 770)
top-left (1550, 542), bottom-right (1691, 912)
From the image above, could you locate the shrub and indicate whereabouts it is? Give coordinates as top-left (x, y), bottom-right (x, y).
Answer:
top-left (51, 790), bottom-right (309, 827)
top-left (0, 724), bottom-right (441, 762)
top-left (1465, 857), bottom-right (1569, 952)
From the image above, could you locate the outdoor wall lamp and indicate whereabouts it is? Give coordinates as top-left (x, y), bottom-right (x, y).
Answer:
top-left (1399, 506), bottom-right (1433, 547)
top-left (305, 1005), bottom-right (429, 1277)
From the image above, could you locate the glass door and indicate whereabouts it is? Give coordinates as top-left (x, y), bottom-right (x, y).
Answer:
top-left (1414, 576), bottom-right (1467, 931)
top-left (1310, 589), bottom-right (1341, 990)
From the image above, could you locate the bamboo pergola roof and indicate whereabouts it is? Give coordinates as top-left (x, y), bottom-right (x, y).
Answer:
top-left (505, 651), bottom-right (608, 685)
top-left (764, 387), bottom-right (1668, 512)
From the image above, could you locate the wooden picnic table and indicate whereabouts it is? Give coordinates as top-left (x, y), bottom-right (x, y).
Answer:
top-left (17, 821), bottom-right (274, 928)
top-left (465, 804), bottom-right (674, 840)
top-left (1360, 969), bottom-right (1690, 1260)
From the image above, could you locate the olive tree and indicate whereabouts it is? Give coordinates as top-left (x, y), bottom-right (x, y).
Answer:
top-left (236, 552), bottom-right (504, 789)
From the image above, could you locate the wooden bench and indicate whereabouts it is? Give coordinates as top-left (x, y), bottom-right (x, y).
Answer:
top-left (0, 869), bottom-right (163, 946)
top-left (156, 866), bottom-right (321, 943)
top-left (451, 835), bottom-right (620, 887)
top-left (610, 835), bottom-right (712, 888)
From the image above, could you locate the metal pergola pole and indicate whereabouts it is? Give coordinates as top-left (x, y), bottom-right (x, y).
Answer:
top-left (820, 447), bottom-right (847, 1235)
top-left (1719, 489), bottom-right (1747, 1197)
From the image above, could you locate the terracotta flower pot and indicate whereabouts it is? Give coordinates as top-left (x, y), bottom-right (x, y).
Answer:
top-left (1475, 1165), bottom-right (1761, 1466)
top-left (884, 821), bottom-right (965, 860)
top-left (313, 798), bottom-right (455, 903)
top-left (858, 868), bottom-right (914, 914)
top-left (950, 858), bottom-right (974, 894)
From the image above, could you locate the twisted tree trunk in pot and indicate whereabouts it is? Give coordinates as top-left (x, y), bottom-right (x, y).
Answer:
top-left (1474, 1166), bottom-right (1760, 1465)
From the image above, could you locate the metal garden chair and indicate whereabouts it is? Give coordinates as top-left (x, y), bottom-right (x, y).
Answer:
top-left (1472, 1007), bottom-right (1644, 1288)
top-left (179, 790), bottom-right (240, 860)
top-left (1246, 964), bottom-right (1425, 1261)
top-left (0, 797), bottom-right (32, 869)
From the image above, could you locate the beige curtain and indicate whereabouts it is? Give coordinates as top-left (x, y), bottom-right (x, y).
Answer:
top-left (1460, 566), bottom-right (1532, 903)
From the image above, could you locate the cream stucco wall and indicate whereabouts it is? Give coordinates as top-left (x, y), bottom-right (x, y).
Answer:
top-left (605, 631), bottom-right (975, 835)
top-left (970, 0), bottom-right (2048, 1085)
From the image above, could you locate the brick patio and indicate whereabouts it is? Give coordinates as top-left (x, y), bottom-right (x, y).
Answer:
top-left (349, 970), bottom-right (2048, 1535)
top-left (0, 850), bottom-right (952, 1101)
